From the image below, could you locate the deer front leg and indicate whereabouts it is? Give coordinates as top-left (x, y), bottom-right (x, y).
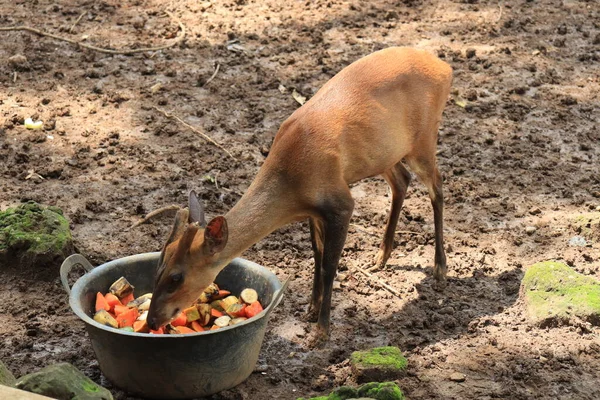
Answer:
top-left (308, 193), bottom-right (354, 347)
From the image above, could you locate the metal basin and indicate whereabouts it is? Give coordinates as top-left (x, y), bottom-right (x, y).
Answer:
top-left (60, 253), bottom-right (286, 399)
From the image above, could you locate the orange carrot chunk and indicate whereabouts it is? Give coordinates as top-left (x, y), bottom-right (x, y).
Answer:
top-left (117, 308), bottom-right (139, 328)
top-left (210, 308), bottom-right (224, 318)
top-left (120, 292), bottom-right (135, 305)
top-left (114, 304), bottom-right (130, 316)
top-left (104, 293), bottom-right (121, 311)
top-left (133, 320), bottom-right (149, 333)
top-left (190, 321), bottom-right (204, 332)
top-left (95, 292), bottom-right (110, 312)
top-left (213, 290), bottom-right (231, 300)
top-left (149, 327), bottom-right (164, 334)
top-left (171, 312), bottom-right (187, 327)
top-left (245, 301), bottom-right (264, 318)
top-left (176, 326), bottom-right (196, 334)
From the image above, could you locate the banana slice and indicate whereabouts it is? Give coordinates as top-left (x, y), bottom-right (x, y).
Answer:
top-left (214, 315), bottom-right (231, 328)
top-left (240, 288), bottom-right (258, 304)
top-left (24, 118), bottom-right (43, 130)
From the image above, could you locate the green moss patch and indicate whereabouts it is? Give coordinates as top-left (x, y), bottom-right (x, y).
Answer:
top-left (0, 359), bottom-right (16, 387)
top-left (351, 347), bottom-right (407, 371)
top-left (521, 261), bottom-right (600, 327)
top-left (0, 202), bottom-right (72, 275)
top-left (298, 382), bottom-right (404, 400)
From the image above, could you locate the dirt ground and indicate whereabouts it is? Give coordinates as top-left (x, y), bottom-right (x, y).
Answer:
top-left (1, 0), bottom-right (599, 399)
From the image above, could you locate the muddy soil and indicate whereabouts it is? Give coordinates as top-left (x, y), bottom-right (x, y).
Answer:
top-left (1, 0), bottom-right (599, 399)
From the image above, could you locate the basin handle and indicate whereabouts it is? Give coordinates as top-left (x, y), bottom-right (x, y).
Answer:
top-left (60, 254), bottom-right (94, 295)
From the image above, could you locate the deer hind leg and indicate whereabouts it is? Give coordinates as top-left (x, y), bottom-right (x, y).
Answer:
top-left (370, 162), bottom-right (412, 271)
top-left (304, 217), bottom-right (324, 323)
top-left (406, 155), bottom-right (447, 284)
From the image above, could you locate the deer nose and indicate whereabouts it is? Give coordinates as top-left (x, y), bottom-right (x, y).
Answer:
top-left (148, 318), bottom-right (158, 331)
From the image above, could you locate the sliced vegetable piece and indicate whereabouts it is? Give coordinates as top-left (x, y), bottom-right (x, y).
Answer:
top-left (220, 296), bottom-right (240, 311)
top-left (230, 317), bottom-right (248, 325)
top-left (196, 304), bottom-right (211, 326)
top-left (93, 309), bottom-right (118, 328)
top-left (213, 290), bottom-right (231, 300)
top-left (191, 321), bottom-right (204, 332)
top-left (120, 292), bottom-right (135, 306)
top-left (240, 288), bottom-right (258, 304)
top-left (120, 327), bottom-right (134, 332)
top-left (210, 325), bottom-right (220, 331)
top-left (210, 300), bottom-right (224, 312)
top-left (150, 327), bottom-right (164, 334)
top-left (95, 292), bottom-right (110, 312)
top-left (127, 293), bottom-right (152, 308)
top-left (226, 303), bottom-right (247, 318)
top-left (114, 304), bottom-right (130, 316)
top-left (175, 326), bottom-right (195, 334)
top-left (214, 315), bottom-right (231, 327)
top-left (109, 277), bottom-right (134, 299)
top-left (198, 284), bottom-right (220, 303)
top-left (245, 301), bottom-right (264, 318)
top-left (133, 320), bottom-right (149, 333)
top-left (210, 308), bottom-right (224, 318)
top-left (104, 293), bottom-right (122, 311)
top-left (137, 299), bottom-right (151, 311)
top-left (171, 312), bottom-right (187, 327)
top-left (137, 310), bottom-right (148, 321)
top-left (184, 306), bottom-right (200, 322)
top-left (117, 308), bottom-right (139, 328)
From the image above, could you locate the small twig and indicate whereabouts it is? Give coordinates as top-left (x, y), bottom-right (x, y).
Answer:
top-left (203, 63), bottom-right (220, 86)
top-left (69, 11), bottom-right (86, 34)
top-left (495, 0), bottom-right (504, 23)
top-left (395, 230), bottom-right (425, 236)
top-left (0, 12), bottom-right (186, 55)
top-left (350, 263), bottom-right (403, 299)
top-left (130, 205), bottom-right (181, 229)
top-left (350, 223), bottom-right (379, 237)
top-left (153, 106), bottom-right (237, 160)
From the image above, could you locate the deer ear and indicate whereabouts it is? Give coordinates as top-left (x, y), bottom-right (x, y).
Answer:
top-left (188, 190), bottom-right (206, 227)
top-left (204, 216), bottom-right (228, 255)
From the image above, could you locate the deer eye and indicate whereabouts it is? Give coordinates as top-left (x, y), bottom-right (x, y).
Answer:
top-left (166, 273), bottom-right (184, 293)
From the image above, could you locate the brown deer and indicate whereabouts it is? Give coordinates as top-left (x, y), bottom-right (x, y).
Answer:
top-left (146, 47), bottom-right (453, 344)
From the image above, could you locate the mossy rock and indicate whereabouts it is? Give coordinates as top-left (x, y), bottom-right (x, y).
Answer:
top-left (16, 363), bottom-right (113, 400)
top-left (0, 202), bottom-right (72, 277)
top-left (350, 347), bottom-right (407, 383)
top-left (0, 359), bottom-right (17, 386)
top-left (298, 382), bottom-right (404, 400)
top-left (571, 212), bottom-right (600, 241)
top-left (357, 382), bottom-right (405, 400)
top-left (521, 261), bottom-right (600, 327)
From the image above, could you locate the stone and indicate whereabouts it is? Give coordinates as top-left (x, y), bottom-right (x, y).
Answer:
top-left (350, 347), bottom-right (407, 383)
top-left (0, 359), bottom-right (16, 386)
top-left (357, 382), bottom-right (405, 400)
top-left (520, 261), bottom-right (600, 327)
top-left (571, 212), bottom-right (600, 241)
top-left (449, 372), bottom-right (466, 382)
top-left (16, 363), bottom-right (113, 400)
top-left (0, 202), bottom-right (72, 278)
top-left (9, 54), bottom-right (29, 71)
top-left (297, 382), bottom-right (404, 400)
top-left (525, 226), bottom-right (537, 235)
